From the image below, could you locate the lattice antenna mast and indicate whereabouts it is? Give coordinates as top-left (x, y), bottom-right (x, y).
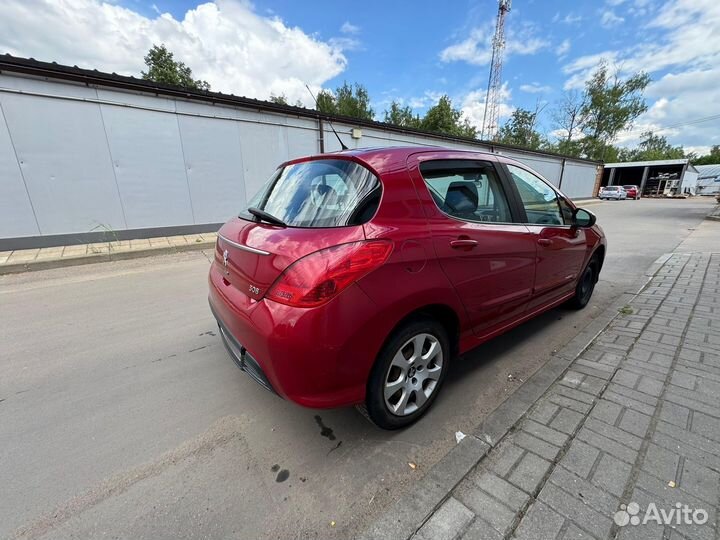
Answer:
top-left (481, 0), bottom-right (511, 140)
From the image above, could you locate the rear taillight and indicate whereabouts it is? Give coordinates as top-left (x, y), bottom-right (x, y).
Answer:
top-left (266, 240), bottom-right (393, 308)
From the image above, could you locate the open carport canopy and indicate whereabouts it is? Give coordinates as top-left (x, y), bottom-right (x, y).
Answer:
top-left (602, 159), bottom-right (698, 196)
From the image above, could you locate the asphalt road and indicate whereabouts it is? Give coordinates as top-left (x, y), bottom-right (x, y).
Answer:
top-left (1, 197), bottom-right (716, 540)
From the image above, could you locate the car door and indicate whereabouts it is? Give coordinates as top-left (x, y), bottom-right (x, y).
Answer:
top-left (409, 156), bottom-right (537, 337)
top-left (501, 163), bottom-right (587, 310)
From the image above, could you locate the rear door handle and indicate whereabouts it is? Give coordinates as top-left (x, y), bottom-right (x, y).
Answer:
top-left (450, 239), bottom-right (478, 250)
top-left (537, 238), bottom-right (552, 246)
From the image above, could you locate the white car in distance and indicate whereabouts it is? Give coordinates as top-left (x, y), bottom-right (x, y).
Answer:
top-left (598, 186), bottom-right (628, 200)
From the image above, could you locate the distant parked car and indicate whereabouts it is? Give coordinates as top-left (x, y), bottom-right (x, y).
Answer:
top-left (599, 186), bottom-right (627, 200)
top-left (623, 185), bottom-right (640, 199)
top-left (209, 146), bottom-right (606, 429)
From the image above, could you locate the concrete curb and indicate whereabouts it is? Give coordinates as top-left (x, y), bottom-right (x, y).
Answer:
top-left (571, 198), bottom-right (603, 206)
top-left (0, 241), bottom-right (216, 275)
top-left (706, 205), bottom-right (720, 222)
top-left (359, 255), bottom-right (668, 540)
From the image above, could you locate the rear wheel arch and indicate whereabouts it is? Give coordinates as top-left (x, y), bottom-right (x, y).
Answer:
top-left (401, 304), bottom-right (460, 357)
top-left (363, 306), bottom-right (457, 428)
top-left (369, 303), bottom-right (461, 378)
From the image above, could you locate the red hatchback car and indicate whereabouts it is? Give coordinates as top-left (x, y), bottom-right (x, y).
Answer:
top-left (208, 147), bottom-right (606, 429)
top-left (623, 185), bottom-right (640, 199)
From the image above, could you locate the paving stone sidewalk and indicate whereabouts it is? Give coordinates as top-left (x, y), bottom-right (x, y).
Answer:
top-left (363, 251), bottom-right (720, 540)
top-left (0, 232), bottom-right (217, 274)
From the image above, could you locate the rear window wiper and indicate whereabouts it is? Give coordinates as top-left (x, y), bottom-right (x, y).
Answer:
top-left (247, 207), bottom-right (286, 227)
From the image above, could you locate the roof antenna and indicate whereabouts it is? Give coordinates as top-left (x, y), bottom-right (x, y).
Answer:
top-left (305, 84), bottom-right (348, 151)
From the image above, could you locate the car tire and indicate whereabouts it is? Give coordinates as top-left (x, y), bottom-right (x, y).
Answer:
top-left (365, 318), bottom-right (450, 430)
top-left (567, 256), bottom-right (599, 310)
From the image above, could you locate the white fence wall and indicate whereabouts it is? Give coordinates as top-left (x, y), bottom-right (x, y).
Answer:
top-left (0, 72), bottom-right (600, 246)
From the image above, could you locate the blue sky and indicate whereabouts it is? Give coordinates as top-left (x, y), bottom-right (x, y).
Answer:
top-left (2, 0), bottom-right (718, 153)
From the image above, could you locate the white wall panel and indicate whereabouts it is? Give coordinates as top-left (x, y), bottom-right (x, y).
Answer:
top-left (237, 122), bottom-right (287, 201)
top-left (681, 171), bottom-right (698, 194)
top-left (0, 93), bottom-right (125, 235)
top-left (101, 104), bottom-right (193, 228)
top-left (503, 152), bottom-right (563, 186)
top-left (286, 125), bottom-right (318, 161)
top-left (178, 115), bottom-right (246, 224)
top-left (0, 104), bottom-right (39, 236)
top-left (96, 88), bottom-right (177, 112)
top-left (0, 75), bottom-right (99, 99)
top-left (561, 162), bottom-right (598, 199)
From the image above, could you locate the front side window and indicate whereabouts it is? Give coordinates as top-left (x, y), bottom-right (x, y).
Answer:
top-left (507, 165), bottom-right (563, 226)
top-left (240, 159), bottom-right (381, 228)
top-left (420, 161), bottom-right (512, 223)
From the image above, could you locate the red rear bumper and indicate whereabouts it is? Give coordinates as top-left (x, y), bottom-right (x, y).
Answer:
top-left (208, 261), bottom-right (383, 408)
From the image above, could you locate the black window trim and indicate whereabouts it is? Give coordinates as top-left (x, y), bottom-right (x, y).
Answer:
top-left (418, 158), bottom-right (526, 226)
top-left (498, 162), bottom-right (575, 228)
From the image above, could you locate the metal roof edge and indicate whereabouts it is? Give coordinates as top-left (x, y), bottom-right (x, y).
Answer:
top-left (605, 159), bottom-right (691, 168)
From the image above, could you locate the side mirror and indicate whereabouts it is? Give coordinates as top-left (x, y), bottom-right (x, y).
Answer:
top-left (573, 208), bottom-right (596, 228)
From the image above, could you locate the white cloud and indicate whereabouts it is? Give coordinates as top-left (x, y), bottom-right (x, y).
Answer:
top-left (552, 12), bottom-right (583, 24)
top-left (556, 39), bottom-right (571, 57)
top-left (600, 10), bottom-right (625, 28)
top-left (408, 90), bottom-right (444, 110)
top-left (563, 13), bottom-right (584, 24)
top-left (340, 21), bottom-right (360, 34)
top-left (440, 22), bottom-right (549, 66)
top-left (460, 83), bottom-right (514, 134)
top-left (0, 0), bottom-right (350, 106)
top-left (562, 0), bottom-right (720, 149)
top-left (562, 51), bottom-right (619, 90)
top-left (519, 83), bottom-right (551, 94)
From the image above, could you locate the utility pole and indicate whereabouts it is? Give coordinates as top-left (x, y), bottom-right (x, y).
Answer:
top-left (481, 0), bottom-right (511, 141)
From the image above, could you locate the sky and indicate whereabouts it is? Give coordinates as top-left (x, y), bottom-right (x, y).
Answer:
top-left (1, 0), bottom-right (718, 155)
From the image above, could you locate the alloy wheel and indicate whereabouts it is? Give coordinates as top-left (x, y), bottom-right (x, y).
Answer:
top-left (383, 333), bottom-right (444, 416)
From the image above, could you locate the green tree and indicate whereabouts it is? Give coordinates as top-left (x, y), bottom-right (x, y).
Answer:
top-left (315, 89), bottom-right (337, 114)
top-left (141, 44), bottom-right (210, 91)
top-left (693, 145), bottom-right (720, 165)
top-left (269, 93), bottom-right (289, 105)
top-left (420, 95), bottom-right (477, 138)
top-left (313, 82), bottom-right (374, 120)
top-left (617, 131), bottom-right (687, 162)
top-left (383, 100), bottom-right (421, 128)
top-left (497, 107), bottom-right (544, 150)
top-left (334, 82), bottom-right (374, 119)
top-left (579, 61), bottom-right (650, 160)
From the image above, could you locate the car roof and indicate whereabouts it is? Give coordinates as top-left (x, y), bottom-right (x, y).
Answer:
top-left (285, 146), bottom-right (512, 176)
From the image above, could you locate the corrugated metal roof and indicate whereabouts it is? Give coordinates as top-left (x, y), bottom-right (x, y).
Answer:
top-left (696, 164), bottom-right (720, 179)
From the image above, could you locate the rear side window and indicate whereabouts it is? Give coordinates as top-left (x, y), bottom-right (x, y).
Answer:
top-left (240, 159), bottom-right (381, 228)
top-left (419, 161), bottom-right (512, 223)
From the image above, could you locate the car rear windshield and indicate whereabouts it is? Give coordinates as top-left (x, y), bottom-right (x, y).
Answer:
top-left (623, 185), bottom-right (635, 189)
top-left (605, 186), bottom-right (618, 191)
top-left (239, 159), bottom-right (381, 228)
